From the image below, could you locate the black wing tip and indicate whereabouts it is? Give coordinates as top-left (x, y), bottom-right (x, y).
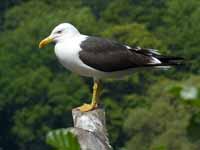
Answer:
top-left (131, 47), bottom-right (185, 66)
top-left (130, 47), bottom-right (161, 56)
top-left (159, 56), bottom-right (185, 66)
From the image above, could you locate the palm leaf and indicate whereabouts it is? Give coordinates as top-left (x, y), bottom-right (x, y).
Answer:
top-left (46, 129), bottom-right (80, 150)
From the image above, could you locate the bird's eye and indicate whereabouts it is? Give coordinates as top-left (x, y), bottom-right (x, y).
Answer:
top-left (57, 30), bottom-right (62, 34)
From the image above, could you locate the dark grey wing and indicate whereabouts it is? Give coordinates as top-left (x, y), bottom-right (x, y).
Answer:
top-left (79, 37), bottom-right (156, 72)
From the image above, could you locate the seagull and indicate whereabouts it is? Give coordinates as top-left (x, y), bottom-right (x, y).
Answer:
top-left (39, 23), bottom-right (183, 112)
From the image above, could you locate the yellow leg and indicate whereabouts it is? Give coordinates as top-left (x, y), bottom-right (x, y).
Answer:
top-left (78, 80), bottom-right (102, 112)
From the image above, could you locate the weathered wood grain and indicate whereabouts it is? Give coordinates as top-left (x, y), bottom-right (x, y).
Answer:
top-left (69, 108), bottom-right (112, 150)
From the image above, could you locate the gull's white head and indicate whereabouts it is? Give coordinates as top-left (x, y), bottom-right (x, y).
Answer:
top-left (39, 23), bottom-right (80, 48)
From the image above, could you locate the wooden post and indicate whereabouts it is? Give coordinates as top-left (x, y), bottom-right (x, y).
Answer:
top-left (68, 108), bottom-right (112, 150)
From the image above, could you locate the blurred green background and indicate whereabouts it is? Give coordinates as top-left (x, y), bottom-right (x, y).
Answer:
top-left (0, 0), bottom-right (200, 150)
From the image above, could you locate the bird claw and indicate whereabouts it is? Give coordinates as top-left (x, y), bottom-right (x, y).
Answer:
top-left (77, 103), bottom-right (97, 112)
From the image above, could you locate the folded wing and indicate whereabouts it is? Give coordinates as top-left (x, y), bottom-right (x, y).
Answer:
top-left (79, 37), bottom-right (183, 72)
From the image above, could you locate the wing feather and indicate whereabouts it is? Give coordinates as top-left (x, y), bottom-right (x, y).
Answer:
top-left (79, 37), bottom-right (159, 72)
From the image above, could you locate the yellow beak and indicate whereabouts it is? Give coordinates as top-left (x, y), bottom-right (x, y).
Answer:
top-left (39, 37), bottom-right (53, 48)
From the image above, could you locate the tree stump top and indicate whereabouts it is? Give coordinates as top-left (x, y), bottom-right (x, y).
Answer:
top-left (69, 108), bottom-right (112, 150)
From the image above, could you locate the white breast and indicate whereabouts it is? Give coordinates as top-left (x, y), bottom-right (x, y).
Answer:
top-left (54, 34), bottom-right (106, 78)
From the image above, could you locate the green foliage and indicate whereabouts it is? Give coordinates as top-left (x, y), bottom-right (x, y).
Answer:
top-left (156, 0), bottom-right (200, 72)
top-left (123, 76), bottom-right (200, 150)
top-left (46, 129), bottom-right (80, 150)
top-left (102, 23), bottom-right (165, 50)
